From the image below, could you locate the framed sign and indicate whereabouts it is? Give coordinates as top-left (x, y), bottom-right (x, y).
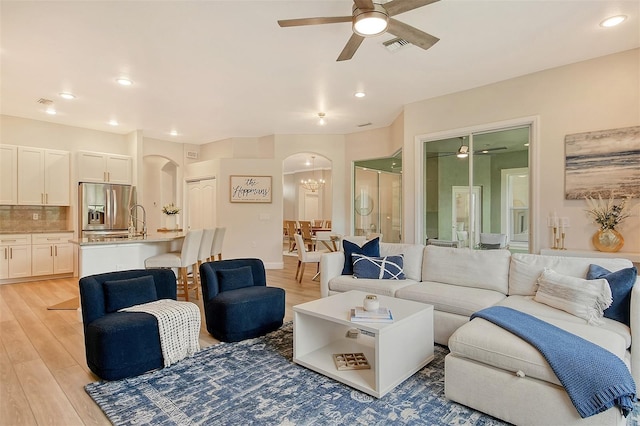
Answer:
top-left (230, 175), bottom-right (272, 203)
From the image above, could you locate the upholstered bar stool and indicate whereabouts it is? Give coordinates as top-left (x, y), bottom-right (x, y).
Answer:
top-left (145, 229), bottom-right (203, 301)
top-left (195, 229), bottom-right (215, 286)
top-left (209, 227), bottom-right (226, 261)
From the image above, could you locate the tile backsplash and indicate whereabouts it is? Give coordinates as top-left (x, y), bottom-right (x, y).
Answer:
top-left (0, 205), bottom-right (71, 233)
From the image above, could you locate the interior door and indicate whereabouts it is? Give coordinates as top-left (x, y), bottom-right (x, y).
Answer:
top-left (187, 178), bottom-right (216, 230)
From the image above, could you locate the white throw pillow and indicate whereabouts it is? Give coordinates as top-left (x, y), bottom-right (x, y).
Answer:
top-left (534, 268), bottom-right (612, 325)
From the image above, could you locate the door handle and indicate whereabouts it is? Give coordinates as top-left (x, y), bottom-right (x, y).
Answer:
top-left (41, 193), bottom-right (44, 204)
top-left (50, 246), bottom-right (53, 256)
top-left (55, 246), bottom-right (58, 256)
top-left (104, 171), bottom-right (107, 182)
top-left (4, 248), bottom-right (7, 260)
top-left (9, 248), bottom-right (12, 259)
top-left (46, 193), bottom-right (48, 204)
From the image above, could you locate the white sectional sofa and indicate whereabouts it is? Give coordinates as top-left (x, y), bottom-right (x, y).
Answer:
top-left (320, 243), bottom-right (639, 426)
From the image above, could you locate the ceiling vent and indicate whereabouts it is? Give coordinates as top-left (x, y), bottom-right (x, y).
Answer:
top-left (357, 122), bottom-right (372, 128)
top-left (383, 37), bottom-right (411, 52)
top-left (186, 151), bottom-right (198, 159)
top-left (37, 98), bottom-right (54, 105)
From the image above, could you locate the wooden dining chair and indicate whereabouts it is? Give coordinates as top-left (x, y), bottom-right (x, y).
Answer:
top-left (298, 220), bottom-right (315, 251)
top-left (285, 220), bottom-right (298, 252)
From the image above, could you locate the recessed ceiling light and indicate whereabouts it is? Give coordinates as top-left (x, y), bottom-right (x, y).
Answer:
top-left (317, 112), bottom-right (326, 126)
top-left (109, 120), bottom-right (119, 126)
top-left (116, 77), bottom-right (133, 86)
top-left (59, 92), bottom-right (76, 100)
top-left (170, 130), bottom-right (178, 136)
top-left (45, 108), bottom-right (57, 115)
top-left (600, 15), bottom-right (626, 27)
top-left (355, 92), bottom-right (366, 98)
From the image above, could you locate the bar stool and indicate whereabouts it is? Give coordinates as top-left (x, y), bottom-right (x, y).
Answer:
top-left (196, 229), bottom-right (215, 286)
top-left (145, 229), bottom-right (203, 301)
top-left (209, 227), bottom-right (226, 261)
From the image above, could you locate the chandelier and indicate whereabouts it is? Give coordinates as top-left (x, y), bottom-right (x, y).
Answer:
top-left (300, 156), bottom-right (325, 193)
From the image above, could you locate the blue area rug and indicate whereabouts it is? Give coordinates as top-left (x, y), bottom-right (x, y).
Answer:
top-left (86, 322), bottom-right (639, 425)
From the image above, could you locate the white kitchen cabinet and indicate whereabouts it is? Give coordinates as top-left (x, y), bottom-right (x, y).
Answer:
top-left (77, 151), bottom-right (132, 184)
top-left (17, 147), bottom-right (70, 205)
top-left (31, 233), bottom-right (74, 276)
top-left (0, 234), bottom-right (32, 279)
top-left (0, 145), bottom-right (18, 204)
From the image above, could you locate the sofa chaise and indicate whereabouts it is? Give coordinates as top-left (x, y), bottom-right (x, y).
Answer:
top-left (320, 243), bottom-right (638, 425)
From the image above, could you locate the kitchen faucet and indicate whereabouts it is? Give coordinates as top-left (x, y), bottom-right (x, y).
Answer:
top-left (129, 204), bottom-right (147, 237)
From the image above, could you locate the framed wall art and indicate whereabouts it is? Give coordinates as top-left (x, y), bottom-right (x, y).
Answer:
top-left (564, 125), bottom-right (640, 199)
top-left (230, 175), bottom-right (272, 203)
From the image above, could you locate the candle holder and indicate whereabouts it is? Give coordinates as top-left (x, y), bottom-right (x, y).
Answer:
top-left (560, 232), bottom-right (566, 250)
top-left (552, 227), bottom-right (558, 249)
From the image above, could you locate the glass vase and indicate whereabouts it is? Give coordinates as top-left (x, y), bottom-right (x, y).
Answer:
top-left (592, 228), bottom-right (624, 253)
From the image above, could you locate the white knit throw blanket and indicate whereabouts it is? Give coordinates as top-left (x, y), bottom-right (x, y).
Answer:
top-left (120, 299), bottom-right (201, 367)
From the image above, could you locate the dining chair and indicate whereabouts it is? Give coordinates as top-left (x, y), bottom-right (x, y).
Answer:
top-left (312, 219), bottom-right (324, 228)
top-left (298, 220), bottom-right (315, 251)
top-left (285, 220), bottom-right (298, 252)
top-left (293, 233), bottom-right (326, 283)
top-left (324, 219), bottom-right (332, 229)
top-left (145, 229), bottom-right (203, 301)
top-left (210, 227), bottom-right (226, 261)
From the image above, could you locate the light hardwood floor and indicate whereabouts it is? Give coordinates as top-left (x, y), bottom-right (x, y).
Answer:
top-left (0, 254), bottom-right (321, 425)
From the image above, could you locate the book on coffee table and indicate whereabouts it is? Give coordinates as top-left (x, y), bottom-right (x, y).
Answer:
top-left (350, 307), bottom-right (394, 323)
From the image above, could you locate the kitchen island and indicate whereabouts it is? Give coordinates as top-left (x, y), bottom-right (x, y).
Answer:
top-left (70, 232), bottom-right (186, 278)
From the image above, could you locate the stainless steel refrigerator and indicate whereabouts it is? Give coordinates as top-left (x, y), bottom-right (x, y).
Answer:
top-left (79, 183), bottom-right (136, 236)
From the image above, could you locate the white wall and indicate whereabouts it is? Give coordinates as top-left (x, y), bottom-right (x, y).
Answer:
top-left (401, 48), bottom-right (639, 253)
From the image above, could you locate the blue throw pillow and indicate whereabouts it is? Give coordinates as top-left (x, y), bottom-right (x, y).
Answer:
top-left (216, 266), bottom-right (254, 292)
top-left (342, 237), bottom-right (380, 275)
top-left (103, 275), bottom-right (158, 313)
top-left (352, 254), bottom-right (405, 280)
top-left (587, 264), bottom-right (637, 326)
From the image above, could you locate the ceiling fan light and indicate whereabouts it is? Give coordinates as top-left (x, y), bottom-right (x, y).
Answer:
top-left (353, 5), bottom-right (389, 36)
top-left (456, 145), bottom-right (469, 158)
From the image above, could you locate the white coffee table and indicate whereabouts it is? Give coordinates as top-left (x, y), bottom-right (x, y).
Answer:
top-left (293, 290), bottom-right (434, 398)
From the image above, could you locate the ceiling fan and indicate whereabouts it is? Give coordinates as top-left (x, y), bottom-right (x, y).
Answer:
top-left (277, 0), bottom-right (440, 61)
top-left (427, 146), bottom-right (509, 159)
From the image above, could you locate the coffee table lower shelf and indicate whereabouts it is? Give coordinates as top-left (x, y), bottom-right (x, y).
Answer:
top-left (294, 339), bottom-right (377, 396)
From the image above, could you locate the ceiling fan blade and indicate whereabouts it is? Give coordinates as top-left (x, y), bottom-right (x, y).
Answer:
top-left (278, 16), bottom-right (352, 27)
top-left (354, 0), bottom-right (375, 10)
top-left (387, 18), bottom-right (439, 50)
top-left (337, 33), bottom-right (365, 61)
top-left (384, 0), bottom-right (440, 17)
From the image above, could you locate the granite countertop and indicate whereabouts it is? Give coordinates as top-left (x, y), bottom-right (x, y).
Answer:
top-left (70, 232), bottom-right (186, 246)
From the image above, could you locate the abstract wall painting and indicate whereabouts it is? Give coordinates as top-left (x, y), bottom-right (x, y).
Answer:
top-left (565, 125), bottom-right (640, 200)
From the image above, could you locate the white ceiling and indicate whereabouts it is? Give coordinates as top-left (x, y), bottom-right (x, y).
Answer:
top-left (1, 1), bottom-right (638, 145)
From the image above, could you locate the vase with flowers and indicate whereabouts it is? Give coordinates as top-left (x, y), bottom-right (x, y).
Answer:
top-left (585, 193), bottom-right (632, 252)
top-left (162, 203), bottom-right (181, 230)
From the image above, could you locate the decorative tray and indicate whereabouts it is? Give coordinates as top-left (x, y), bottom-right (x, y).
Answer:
top-left (332, 352), bottom-right (370, 371)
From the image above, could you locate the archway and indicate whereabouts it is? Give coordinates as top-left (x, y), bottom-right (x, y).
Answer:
top-left (282, 153), bottom-right (332, 251)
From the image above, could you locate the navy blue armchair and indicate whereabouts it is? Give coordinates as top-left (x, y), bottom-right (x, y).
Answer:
top-left (199, 258), bottom-right (285, 342)
top-left (79, 269), bottom-right (177, 381)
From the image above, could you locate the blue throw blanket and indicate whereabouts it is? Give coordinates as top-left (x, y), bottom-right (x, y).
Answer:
top-left (471, 306), bottom-right (636, 418)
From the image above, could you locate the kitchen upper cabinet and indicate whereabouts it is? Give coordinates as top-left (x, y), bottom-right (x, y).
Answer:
top-left (0, 145), bottom-right (18, 204)
top-left (31, 233), bottom-right (74, 276)
top-left (77, 151), bottom-right (132, 184)
top-left (0, 234), bottom-right (32, 279)
top-left (17, 147), bottom-right (70, 205)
